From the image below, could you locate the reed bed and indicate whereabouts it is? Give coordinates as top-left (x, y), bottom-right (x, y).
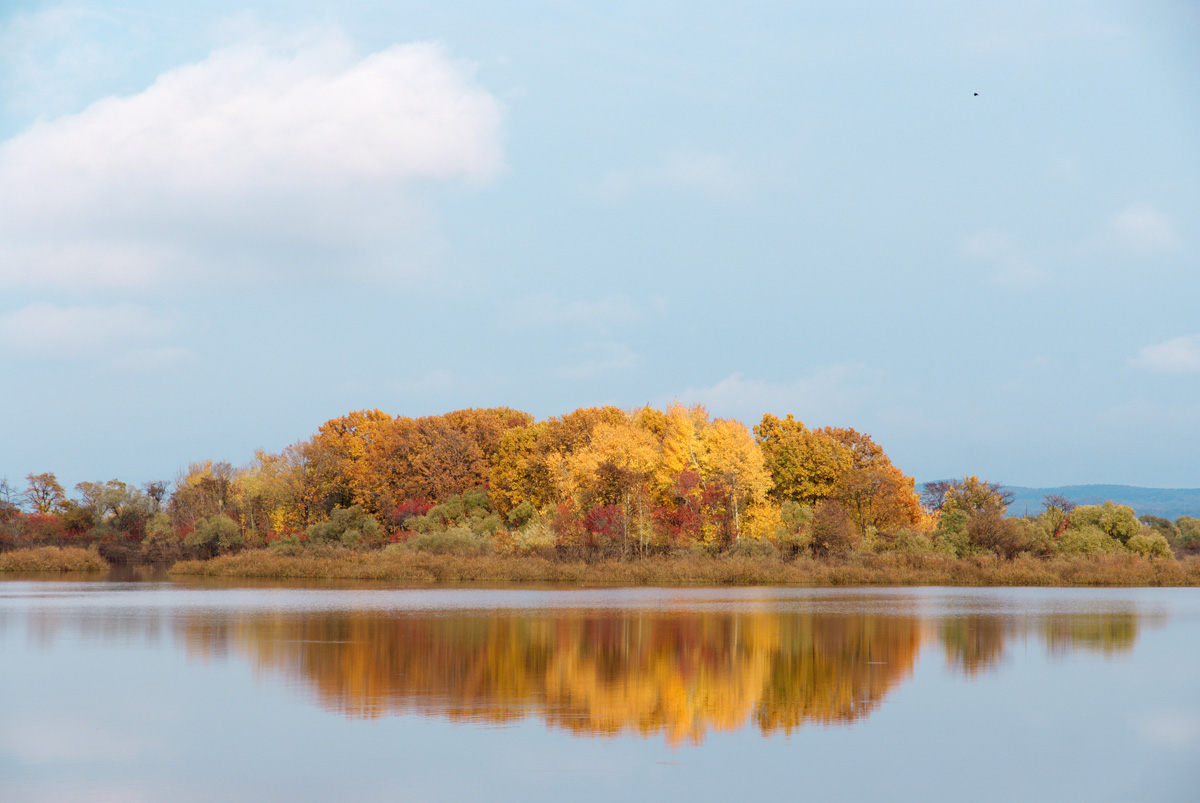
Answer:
top-left (0, 546), bottom-right (109, 573)
top-left (169, 549), bottom-right (1200, 587)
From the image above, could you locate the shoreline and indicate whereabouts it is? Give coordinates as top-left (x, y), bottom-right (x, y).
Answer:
top-left (3, 546), bottom-right (1199, 586)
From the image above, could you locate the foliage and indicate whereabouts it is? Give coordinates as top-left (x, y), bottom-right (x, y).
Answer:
top-left (395, 526), bottom-right (494, 556)
top-left (404, 490), bottom-right (502, 538)
top-left (932, 510), bottom-right (972, 557)
top-left (306, 505), bottom-right (384, 547)
top-left (1069, 502), bottom-right (1141, 545)
top-left (1054, 524), bottom-right (1122, 556)
top-left (184, 513), bottom-right (243, 557)
top-left (23, 472), bottom-right (67, 514)
top-left (1138, 515), bottom-right (1180, 548)
top-left (925, 476), bottom-right (1014, 515)
top-left (809, 501), bottom-right (858, 558)
top-left (141, 513), bottom-right (182, 563)
top-left (1126, 530), bottom-right (1172, 559)
top-left (1176, 516), bottom-right (1200, 553)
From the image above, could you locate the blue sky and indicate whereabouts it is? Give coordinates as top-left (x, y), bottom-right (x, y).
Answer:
top-left (1, 1), bottom-right (1197, 492)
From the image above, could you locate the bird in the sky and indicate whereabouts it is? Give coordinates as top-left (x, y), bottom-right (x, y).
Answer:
top-left (974, 92), bottom-right (979, 96)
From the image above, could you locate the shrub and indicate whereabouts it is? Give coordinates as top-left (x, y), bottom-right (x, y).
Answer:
top-left (967, 509), bottom-right (1036, 558)
top-left (932, 510), bottom-right (971, 556)
top-left (185, 514), bottom-right (243, 557)
top-left (810, 501), bottom-right (858, 558)
top-left (307, 505), bottom-right (384, 547)
top-left (406, 491), bottom-right (503, 538)
top-left (400, 526), bottom-right (494, 556)
top-left (507, 500), bottom-right (536, 528)
top-left (887, 528), bottom-right (934, 555)
top-left (141, 513), bottom-right (181, 563)
top-left (512, 520), bottom-right (556, 557)
top-left (270, 534), bottom-right (304, 555)
top-left (1126, 530), bottom-right (1173, 559)
top-left (1070, 502), bottom-right (1141, 544)
top-left (726, 537), bottom-right (780, 560)
top-left (1177, 516), bottom-right (1200, 553)
top-left (1055, 524), bottom-right (1122, 556)
top-left (1139, 515), bottom-right (1181, 548)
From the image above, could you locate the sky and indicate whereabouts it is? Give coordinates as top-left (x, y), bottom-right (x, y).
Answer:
top-left (0, 0), bottom-right (1197, 493)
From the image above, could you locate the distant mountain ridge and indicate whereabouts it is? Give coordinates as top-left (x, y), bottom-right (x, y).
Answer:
top-left (1002, 485), bottom-right (1200, 520)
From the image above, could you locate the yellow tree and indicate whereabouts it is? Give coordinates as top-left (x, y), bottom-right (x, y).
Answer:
top-left (698, 418), bottom-right (772, 542)
top-left (303, 409), bottom-right (393, 516)
top-left (555, 418), bottom-right (661, 552)
top-left (641, 402), bottom-right (709, 504)
top-left (753, 414), bottom-right (850, 506)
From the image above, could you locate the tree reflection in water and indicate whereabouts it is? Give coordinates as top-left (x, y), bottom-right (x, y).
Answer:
top-left (167, 604), bottom-right (1148, 744)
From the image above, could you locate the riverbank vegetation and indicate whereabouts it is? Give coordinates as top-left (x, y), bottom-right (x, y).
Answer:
top-left (0, 546), bottom-right (107, 573)
top-left (3, 404), bottom-right (1198, 583)
top-left (169, 549), bottom-right (1200, 586)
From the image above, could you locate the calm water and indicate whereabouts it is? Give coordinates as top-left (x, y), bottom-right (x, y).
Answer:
top-left (1, 581), bottom-right (1198, 801)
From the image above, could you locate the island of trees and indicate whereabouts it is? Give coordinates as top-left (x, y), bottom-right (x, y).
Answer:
top-left (2, 404), bottom-right (1198, 584)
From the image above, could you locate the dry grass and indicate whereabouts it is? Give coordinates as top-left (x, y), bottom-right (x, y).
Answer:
top-left (169, 549), bottom-right (1200, 586)
top-left (0, 546), bottom-right (109, 573)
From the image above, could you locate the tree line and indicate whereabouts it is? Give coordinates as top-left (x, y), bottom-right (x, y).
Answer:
top-left (1, 404), bottom-right (1197, 563)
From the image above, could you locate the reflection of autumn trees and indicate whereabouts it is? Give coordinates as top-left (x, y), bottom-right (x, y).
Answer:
top-left (14, 601), bottom-right (1154, 743)
top-left (176, 610), bottom-right (922, 743)
top-left (1041, 613), bottom-right (1140, 657)
top-left (940, 616), bottom-right (1011, 677)
top-left (937, 609), bottom-right (1152, 674)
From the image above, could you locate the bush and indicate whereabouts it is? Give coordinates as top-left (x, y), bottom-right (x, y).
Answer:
top-left (1055, 524), bottom-right (1122, 556)
top-left (967, 509), bottom-right (1037, 558)
top-left (1177, 516), bottom-right (1200, 553)
top-left (141, 513), bottom-right (181, 563)
top-left (185, 514), bottom-right (243, 557)
top-left (306, 505), bottom-right (384, 547)
top-left (1126, 530), bottom-right (1173, 559)
top-left (507, 500), bottom-right (536, 528)
top-left (726, 537), bottom-right (780, 560)
top-left (810, 501), bottom-right (858, 558)
top-left (406, 491), bottom-right (503, 538)
top-left (1070, 502), bottom-right (1141, 544)
top-left (932, 510), bottom-right (971, 556)
top-left (270, 534), bottom-right (304, 556)
top-left (512, 520), bottom-right (556, 557)
top-left (887, 528), bottom-right (934, 555)
top-left (399, 526), bottom-right (494, 556)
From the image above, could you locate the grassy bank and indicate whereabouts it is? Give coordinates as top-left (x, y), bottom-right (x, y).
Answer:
top-left (168, 549), bottom-right (1200, 586)
top-left (0, 546), bottom-right (109, 573)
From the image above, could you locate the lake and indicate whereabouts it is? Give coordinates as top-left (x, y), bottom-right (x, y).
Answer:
top-left (2, 581), bottom-right (1198, 801)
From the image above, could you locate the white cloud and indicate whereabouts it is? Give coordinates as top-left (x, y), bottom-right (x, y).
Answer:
top-left (0, 303), bottom-right (171, 360)
top-left (508, 294), bottom-right (641, 331)
top-left (962, 230), bottom-right (1050, 288)
top-left (107, 346), bottom-right (195, 372)
top-left (0, 32), bottom-right (503, 289)
top-left (557, 341), bottom-right (638, 379)
top-left (0, 4), bottom-right (115, 117)
top-left (595, 149), bottom-right (750, 202)
top-left (678, 364), bottom-right (883, 426)
top-left (1111, 203), bottom-right (1182, 256)
top-left (1131, 334), bottom-right (1200, 374)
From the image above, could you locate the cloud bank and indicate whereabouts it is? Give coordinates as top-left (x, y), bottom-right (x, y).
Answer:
top-left (0, 33), bottom-right (503, 288)
top-left (1131, 334), bottom-right (1200, 374)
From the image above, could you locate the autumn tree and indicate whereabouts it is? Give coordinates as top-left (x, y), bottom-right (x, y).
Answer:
top-left (697, 418), bottom-right (771, 543)
top-left (23, 472), bottom-right (66, 514)
top-left (923, 476), bottom-right (1014, 515)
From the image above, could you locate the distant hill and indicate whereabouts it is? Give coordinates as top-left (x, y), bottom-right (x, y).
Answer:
top-left (1003, 485), bottom-right (1200, 521)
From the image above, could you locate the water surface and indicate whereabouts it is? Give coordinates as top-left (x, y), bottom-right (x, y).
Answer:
top-left (2, 582), bottom-right (1197, 801)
